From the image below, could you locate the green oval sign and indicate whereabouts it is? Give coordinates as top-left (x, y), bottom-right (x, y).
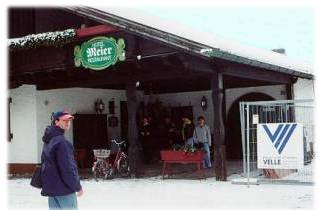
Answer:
top-left (74, 36), bottom-right (125, 70)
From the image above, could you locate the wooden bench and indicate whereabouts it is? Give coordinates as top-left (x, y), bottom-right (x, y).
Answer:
top-left (160, 150), bottom-right (206, 179)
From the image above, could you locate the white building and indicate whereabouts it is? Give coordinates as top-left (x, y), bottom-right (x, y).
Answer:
top-left (8, 7), bottom-right (314, 176)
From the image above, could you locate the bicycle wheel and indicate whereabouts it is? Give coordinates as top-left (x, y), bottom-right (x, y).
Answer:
top-left (118, 157), bottom-right (130, 177)
top-left (105, 168), bottom-right (114, 180)
top-left (92, 162), bottom-right (99, 181)
top-left (93, 160), bottom-right (108, 181)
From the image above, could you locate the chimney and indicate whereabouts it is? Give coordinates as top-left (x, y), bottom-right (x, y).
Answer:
top-left (272, 48), bottom-right (286, 54)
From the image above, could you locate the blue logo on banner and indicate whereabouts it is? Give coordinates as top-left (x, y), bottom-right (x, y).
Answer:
top-left (262, 124), bottom-right (297, 154)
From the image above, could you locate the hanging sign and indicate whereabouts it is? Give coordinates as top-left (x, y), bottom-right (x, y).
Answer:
top-left (74, 36), bottom-right (125, 70)
top-left (257, 123), bottom-right (304, 169)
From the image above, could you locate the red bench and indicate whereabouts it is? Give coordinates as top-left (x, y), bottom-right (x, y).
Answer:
top-left (160, 150), bottom-right (206, 179)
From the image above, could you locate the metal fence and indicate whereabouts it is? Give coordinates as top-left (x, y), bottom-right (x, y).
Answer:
top-left (239, 99), bottom-right (314, 185)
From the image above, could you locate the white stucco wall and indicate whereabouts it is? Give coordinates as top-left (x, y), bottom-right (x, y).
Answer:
top-left (8, 85), bottom-right (38, 163)
top-left (35, 88), bottom-right (128, 163)
top-left (154, 91), bottom-right (214, 129)
top-left (292, 78), bottom-right (315, 143)
top-left (225, 85), bottom-right (287, 115)
top-left (8, 83), bottom-right (291, 164)
top-left (9, 85), bottom-right (129, 164)
top-left (293, 78), bottom-right (315, 100)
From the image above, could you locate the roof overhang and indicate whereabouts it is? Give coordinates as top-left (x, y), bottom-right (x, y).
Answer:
top-left (62, 6), bottom-right (313, 80)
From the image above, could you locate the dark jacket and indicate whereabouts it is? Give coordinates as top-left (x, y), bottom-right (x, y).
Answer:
top-left (139, 123), bottom-right (152, 143)
top-left (182, 123), bottom-right (194, 140)
top-left (40, 126), bottom-right (82, 197)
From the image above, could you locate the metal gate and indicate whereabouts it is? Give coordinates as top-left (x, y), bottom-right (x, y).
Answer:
top-left (239, 99), bottom-right (314, 185)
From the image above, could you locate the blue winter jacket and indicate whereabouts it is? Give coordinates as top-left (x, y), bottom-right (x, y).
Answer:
top-left (40, 126), bottom-right (82, 196)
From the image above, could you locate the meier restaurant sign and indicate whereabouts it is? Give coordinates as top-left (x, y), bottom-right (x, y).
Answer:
top-left (74, 36), bottom-right (126, 70)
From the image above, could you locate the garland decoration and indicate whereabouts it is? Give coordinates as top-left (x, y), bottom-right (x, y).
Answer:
top-left (8, 28), bottom-right (76, 51)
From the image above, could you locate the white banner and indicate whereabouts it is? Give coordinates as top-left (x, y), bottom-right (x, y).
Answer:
top-left (257, 123), bottom-right (304, 169)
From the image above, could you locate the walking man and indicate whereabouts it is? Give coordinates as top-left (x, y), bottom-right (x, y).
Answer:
top-left (193, 116), bottom-right (212, 168)
top-left (41, 110), bottom-right (83, 210)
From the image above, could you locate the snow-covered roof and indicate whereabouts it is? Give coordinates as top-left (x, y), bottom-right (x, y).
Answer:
top-left (8, 29), bottom-right (76, 50)
top-left (65, 7), bottom-right (314, 79)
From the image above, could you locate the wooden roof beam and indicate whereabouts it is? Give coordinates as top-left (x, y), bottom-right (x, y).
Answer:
top-left (220, 64), bottom-right (295, 84)
top-left (76, 25), bottom-right (120, 39)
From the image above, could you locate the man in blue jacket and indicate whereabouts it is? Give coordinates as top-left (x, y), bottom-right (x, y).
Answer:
top-left (41, 110), bottom-right (83, 210)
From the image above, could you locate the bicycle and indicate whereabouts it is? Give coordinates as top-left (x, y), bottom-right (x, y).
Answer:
top-left (92, 149), bottom-right (111, 180)
top-left (92, 138), bottom-right (130, 180)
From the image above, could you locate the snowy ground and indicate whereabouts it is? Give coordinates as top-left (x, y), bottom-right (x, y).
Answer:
top-left (8, 175), bottom-right (313, 210)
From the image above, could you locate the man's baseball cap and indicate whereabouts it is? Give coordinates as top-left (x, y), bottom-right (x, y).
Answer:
top-left (52, 110), bottom-right (74, 121)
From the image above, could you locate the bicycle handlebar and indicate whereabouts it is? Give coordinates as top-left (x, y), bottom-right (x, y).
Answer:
top-left (111, 139), bottom-right (125, 145)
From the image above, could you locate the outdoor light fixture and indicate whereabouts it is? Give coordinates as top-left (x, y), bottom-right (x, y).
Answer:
top-left (95, 99), bottom-right (105, 114)
top-left (201, 96), bottom-right (208, 111)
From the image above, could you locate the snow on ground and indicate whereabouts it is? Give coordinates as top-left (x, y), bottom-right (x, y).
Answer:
top-left (8, 175), bottom-right (313, 210)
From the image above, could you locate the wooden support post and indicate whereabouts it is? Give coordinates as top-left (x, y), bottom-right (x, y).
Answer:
top-left (126, 80), bottom-right (140, 177)
top-left (211, 70), bottom-right (227, 181)
top-left (76, 25), bottom-right (120, 38)
top-left (286, 83), bottom-right (293, 100)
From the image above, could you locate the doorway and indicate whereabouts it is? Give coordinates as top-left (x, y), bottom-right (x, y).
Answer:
top-left (73, 114), bottom-right (108, 168)
top-left (225, 93), bottom-right (274, 160)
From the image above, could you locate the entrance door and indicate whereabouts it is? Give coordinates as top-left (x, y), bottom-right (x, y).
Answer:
top-left (73, 114), bottom-right (108, 167)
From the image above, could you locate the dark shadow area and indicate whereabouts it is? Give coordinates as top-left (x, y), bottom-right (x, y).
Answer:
top-left (225, 92), bottom-right (275, 160)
